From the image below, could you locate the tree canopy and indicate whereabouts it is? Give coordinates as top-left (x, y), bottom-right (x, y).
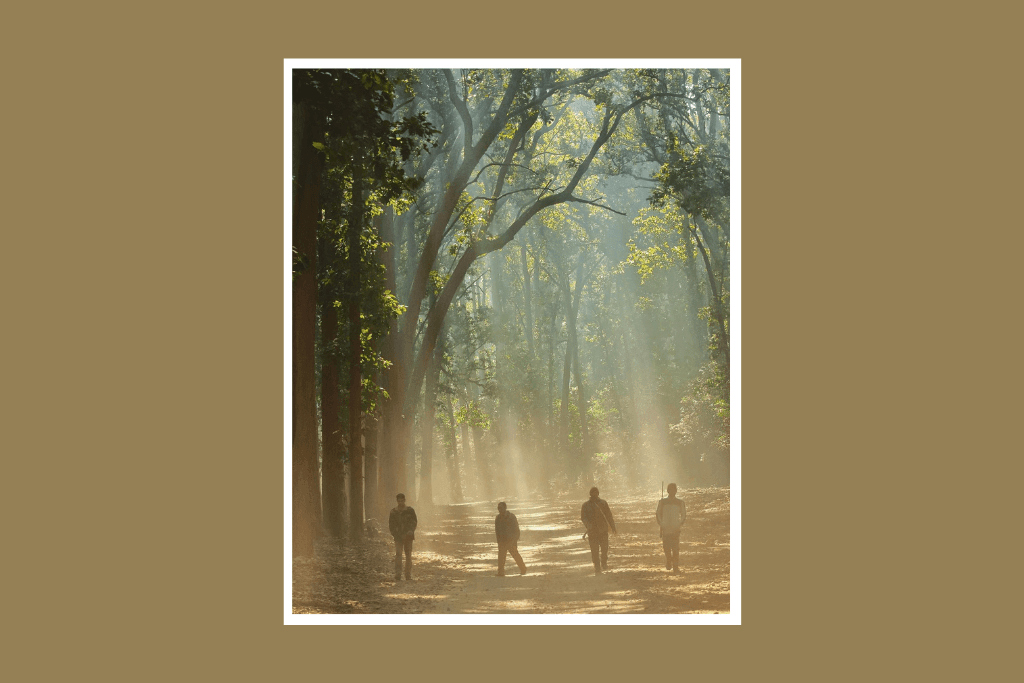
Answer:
top-left (292, 67), bottom-right (732, 552)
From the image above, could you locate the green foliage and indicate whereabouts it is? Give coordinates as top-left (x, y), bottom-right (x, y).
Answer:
top-left (670, 361), bottom-right (730, 454)
top-left (591, 87), bottom-right (613, 109)
top-left (428, 270), bottom-right (445, 297)
top-left (292, 246), bottom-right (309, 281)
top-left (299, 68), bottom-right (440, 421)
top-left (294, 68), bottom-right (439, 206)
top-left (584, 386), bottom-right (621, 450)
top-left (455, 190), bottom-right (487, 235)
top-left (650, 142), bottom-right (730, 224)
top-left (455, 400), bottom-right (490, 429)
top-left (622, 205), bottom-right (694, 284)
top-left (301, 67), bottom-right (731, 493)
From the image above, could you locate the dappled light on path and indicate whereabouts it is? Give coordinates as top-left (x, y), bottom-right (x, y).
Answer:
top-left (293, 487), bottom-right (730, 614)
top-left (391, 488), bottom-right (728, 614)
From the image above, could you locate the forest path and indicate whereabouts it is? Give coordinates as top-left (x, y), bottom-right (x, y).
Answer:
top-left (379, 488), bottom-right (731, 615)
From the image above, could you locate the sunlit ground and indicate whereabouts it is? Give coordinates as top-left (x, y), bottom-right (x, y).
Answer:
top-left (297, 487), bottom-right (730, 615)
top-left (388, 592), bottom-right (448, 602)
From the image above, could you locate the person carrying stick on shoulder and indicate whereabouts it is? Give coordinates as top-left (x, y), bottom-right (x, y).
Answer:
top-left (656, 483), bottom-right (686, 573)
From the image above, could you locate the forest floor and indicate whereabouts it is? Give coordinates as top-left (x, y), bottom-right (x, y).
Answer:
top-left (292, 486), bottom-right (730, 615)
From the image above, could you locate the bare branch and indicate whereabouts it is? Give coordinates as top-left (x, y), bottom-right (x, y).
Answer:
top-left (567, 196), bottom-right (626, 215)
top-left (486, 186), bottom-right (552, 203)
top-left (444, 70), bottom-right (473, 159)
top-left (508, 69), bottom-right (613, 119)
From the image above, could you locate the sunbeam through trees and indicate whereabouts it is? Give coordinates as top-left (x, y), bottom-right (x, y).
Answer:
top-left (290, 65), bottom-right (733, 616)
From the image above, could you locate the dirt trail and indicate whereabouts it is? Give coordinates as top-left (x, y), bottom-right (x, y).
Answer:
top-left (293, 487), bottom-right (730, 615)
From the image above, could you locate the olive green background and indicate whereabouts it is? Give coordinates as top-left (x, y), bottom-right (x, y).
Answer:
top-left (8, 0), bottom-right (1001, 679)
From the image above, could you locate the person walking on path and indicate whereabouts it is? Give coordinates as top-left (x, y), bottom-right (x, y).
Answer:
top-left (581, 486), bottom-right (617, 575)
top-left (656, 483), bottom-right (686, 573)
top-left (389, 493), bottom-right (418, 580)
top-left (494, 501), bottom-right (527, 576)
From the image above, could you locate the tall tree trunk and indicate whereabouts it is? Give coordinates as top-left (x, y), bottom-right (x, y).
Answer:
top-left (559, 327), bottom-right (572, 461)
top-left (558, 268), bottom-right (585, 475)
top-left (377, 209), bottom-right (396, 517)
top-left (380, 364), bottom-right (410, 512)
top-left (573, 321), bottom-right (591, 484)
top-left (539, 306), bottom-right (556, 493)
top-left (620, 323), bottom-right (638, 476)
top-left (378, 206), bottom-right (409, 518)
top-left (419, 330), bottom-right (444, 505)
top-left (292, 100), bottom-right (323, 558)
top-left (690, 222), bottom-right (729, 373)
top-left (401, 210), bottom-right (417, 305)
top-left (446, 396), bottom-right (463, 502)
top-left (407, 426), bottom-right (418, 502)
top-left (396, 417), bottom-right (411, 503)
top-left (613, 280), bottom-right (642, 482)
top-left (347, 172), bottom-right (365, 540)
top-left (547, 298), bottom-right (560, 459)
top-left (320, 294), bottom-right (344, 537)
top-left (491, 250), bottom-right (515, 495)
top-left (523, 237), bottom-right (547, 492)
top-left (460, 421), bottom-right (472, 497)
top-left (364, 332), bottom-right (382, 521)
top-left (393, 335), bottom-right (412, 504)
top-left (472, 422), bottom-right (487, 499)
top-left (364, 413), bottom-right (379, 525)
top-left (682, 230), bottom-right (708, 358)
top-left (521, 242), bottom-right (535, 360)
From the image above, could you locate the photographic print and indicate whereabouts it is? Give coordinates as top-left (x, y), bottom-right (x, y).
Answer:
top-left (286, 62), bottom-right (738, 624)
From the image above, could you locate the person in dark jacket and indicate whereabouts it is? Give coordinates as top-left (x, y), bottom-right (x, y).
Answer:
top-left (388, 493), bottom-right (417, 580)
top-left (581, 486), bottom-right (616, 575)
top-left (656, 483), bottom-right (687, 573)
top-left (494, 501), bottom-right (527, 576)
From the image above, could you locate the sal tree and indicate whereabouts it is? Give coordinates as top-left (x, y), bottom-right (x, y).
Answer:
top-left (292, 68), bottom-right (435, 555)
